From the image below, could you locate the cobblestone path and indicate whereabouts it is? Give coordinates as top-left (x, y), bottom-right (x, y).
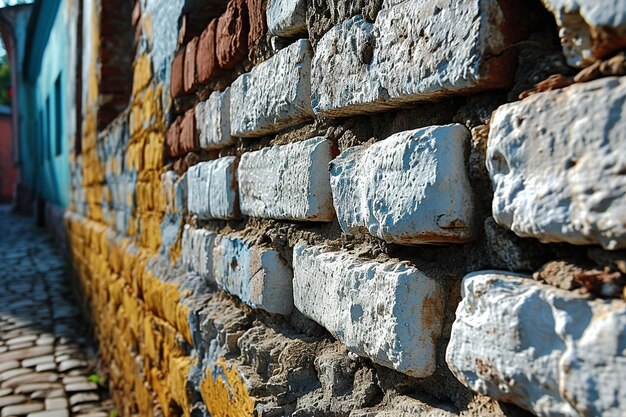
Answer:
top-left (0, 206), bottom-right (111, 417)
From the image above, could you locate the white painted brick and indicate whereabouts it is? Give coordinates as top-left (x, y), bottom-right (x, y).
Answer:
top-left (187, 157), bottom-right (239, 220)
top-left (330, 125), bottom-right (475, 244)
top-left (238, 137), bottom-right (335, 221)
top-left (293, 244), bottom-right (444, 377)
top-left (312, 0), bottom-right (516, 117)
top-left (196, 89), bottom-right (234, 151)
top-left (213, 235), bottom-right (293, 315)
top-left (541, 0), bottom-right (626, 67)
top-left (181, 225), bottom-right (216, 281)
top-left (487, 77), bottom-right (626, 250)
top-left (267, 0), bottom-right (307, 37)
top-left (230, 39), bottom-right (314, 138)
top-left (446, 271), bottom-right (626, 417)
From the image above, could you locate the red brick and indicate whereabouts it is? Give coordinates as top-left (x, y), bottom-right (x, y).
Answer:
top-left (197, 19), bottom-right (221, 84)
top-left (216, 0), bottom-right (249, 69)
top-left (247, 0), bottom-right (266, 48)
top-left (170, 50), bottom-right (185, 99)
top-left (166, 118), bottom-right (182, 158)
top-left (184, 36), bottom-right (199, 93)
top-left (180, 110), bottom-right (198, 154)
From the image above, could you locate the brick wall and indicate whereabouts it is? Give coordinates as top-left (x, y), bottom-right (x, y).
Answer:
top-left (65, 0), bottom-right (626, 416)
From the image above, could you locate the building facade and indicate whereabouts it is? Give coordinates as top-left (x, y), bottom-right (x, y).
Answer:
top-left (4, 0), bottom-right (626, 416)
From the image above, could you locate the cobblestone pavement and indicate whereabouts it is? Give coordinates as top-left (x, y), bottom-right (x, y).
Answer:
top-left (0, 206), bottom-right (112, 417)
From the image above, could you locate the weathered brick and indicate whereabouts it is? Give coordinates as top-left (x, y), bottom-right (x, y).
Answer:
top-left (267, 0), bottom-right (307, 37)
top-left (179, 109), bottom-right (198, 155)
top-left (330, 125), bottom-right (475, 244)
top-left (487, 77), bottom-right (626, 250)
top-left (238, 137), bottom-right (335, 221)
top-left (195, 89), bottom-right (234, 150)
top-left (197, 19), bottom-right (220, 84)
top-left (182, 225), bottom-right (216, 280)
top-left (216, 0), bottom-right (249, 69)
top-left (447, 271), bottom-right (626, 417)
top-left (187, 157), bottom-right (239, 220)
top-left (293, 244), bottom-right (444, 377)
top-left (213, 235), bottom-right (293, 315)
top-left (311, 0), bottom-right (519, 117)
top-left (170, 50), bottom-right (185, 99)
top-left (230, 39), bottom-right (314, 137)
top-left (166, 118), bottom-right (182, 158)
top-left (183, 36), bottom-right (199, 93)
top-left (247, 0), bottom-right (267, 47)
top-left (541, 0), bottom-right (626, 67)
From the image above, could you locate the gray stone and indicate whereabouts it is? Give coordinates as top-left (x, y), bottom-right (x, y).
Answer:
top-left (44, 397), bottom-right (68, 410)
top-left (69, 393), bottom-right (99, 406)
top-left (330, 125), bottom-right (475, 244)
top-left (64, 382), bottom-right (98, 392)
top-left (57, 359), bottom-right (87, 373)
top-left (230, 39), bottom-right (314, 138)
top-left (488, 77), bottom-right (626, 250)
top-left (0, 395), bottom-right (27, 408)
top-left (447, 271), bottom-right (626, 417)
top-left (195, 89), bottom-right (234, 151)
top-left (27, 410), bottom-right (69, 417)
top-left (238, 137), bottom-right (335, 222)
top-left (293, 244), bottom-right (444, 377)
top-left (312, 0), bottom-right (517, 117)
top-left (187, 157), bottom-right (239, 220)
top-left (1, 402), bottom-right (44, 417)
top-left (267, 0), bottom-right (308, 37)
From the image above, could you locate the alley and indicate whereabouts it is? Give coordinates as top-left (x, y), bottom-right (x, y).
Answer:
top-left (0, 206), bottom-right (111, 417)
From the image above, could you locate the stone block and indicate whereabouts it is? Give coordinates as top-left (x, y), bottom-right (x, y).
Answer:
top-left (311, 0), bottom-right (519, 117)
top-left (446, 271), bottom-right (626, 417)
top-left (197, 19), bottom-right (221, 84)
top-left (293, 244), bottom-right (444, 377)
top-left (229, 39), bottom-right (314, 137)
top-left (487, 77), bottom-right (626, 250)
top-left (216, 0), bottom-right (249, 69)
top-left (195, 89), bottom-right (234, 150)
top-left (267, 0), bottom-right (307, 37)
top-left (238, 137), bottom-right (335, 221)
top-left (541, 0), bottom-right (626, 67)
top-left (182, 225), bottom-right (216, 280)
top-left (184, 36), bottom-right (199, 93)
top-left (213, 235), bottom-right (293, 315)
top-left (330, 125), bottom-right (475, 244)
top-left (166, 118), bottom-right (182, 158)
top-left (187, 157), bottom-right (239, 220)
top-left (170, 50), bottom-right (185, 99)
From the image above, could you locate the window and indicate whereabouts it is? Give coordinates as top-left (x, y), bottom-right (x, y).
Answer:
top-left (54, 74), bottom-right (62, 156)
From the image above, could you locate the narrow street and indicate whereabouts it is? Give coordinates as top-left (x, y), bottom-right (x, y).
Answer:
top-left (0, 206), bottom-right (111, 417)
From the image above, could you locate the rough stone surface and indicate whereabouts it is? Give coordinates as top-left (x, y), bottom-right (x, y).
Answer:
top-left (197, 19), bottom-right (221, 84)
top-left (293, 244), bottom-right (444, 377)
top-left (541, 0), bottom-right (626, 67)
top-left (311, 0), bottom-right (518, 117)
top-left (187, 157), bottom-right (239, 220)
top-left (230, 39), bottom-right (314, 137)
top-left (247, 0), bottom-right (267, 47)
top-left (170, 50), bottom-right (185, 99)
top-left (330, 125), bottom-right (475, 244)
top-left (182, 225), bottom-right (216, 281)
top-left (238, 137), bottom-right (335, 221)
top-left (267, 0), bottom-right (307, 37)
top-left (195, 89), bottom-right (234, 150)
top-left (487, 77), bottom-right (626, 250)
top-left (447, 271), bottom-right (626, 417)
top-left (183, 36), bottom-right (199, 93)
top-left (216, 0), bottom-right (249, 69)
top-left (166, 117), bottom-right (181, 158)
top-left (213, 235), bottom-right (294, 315)
top-left (179, 109), bottom-right (198, 155)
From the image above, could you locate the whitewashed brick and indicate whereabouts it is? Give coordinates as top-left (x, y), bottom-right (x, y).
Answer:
top-left (293, 244), bottom-right (444, 377)
top-left (238, 137), bottom-right (335, 221)
top-left (267, 0), bottom-right (307, 37)
top-left (230, 39), bottom-right (314, 137)
top-left (213, 235), bottom-right (293, 315)
top-left (447, 271), bottom-right (626, 417)
top-left (541, 0), bottom-right (626, 67)
top-left (312, 0), bottom-right (516, 117)
top-left (181, 225), bottom-right (216, 281)
top-left (330, 125), bottom-right (475, 244)
top-left (187, 157), bottom-right (239, 220)
top-left (488, 77), bottom-right (626, 250)
top-left (196, 88), bottom-right (234, 150)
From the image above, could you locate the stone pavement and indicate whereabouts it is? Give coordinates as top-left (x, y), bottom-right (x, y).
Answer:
top-left (0, 206), bottom-right (112, 417)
